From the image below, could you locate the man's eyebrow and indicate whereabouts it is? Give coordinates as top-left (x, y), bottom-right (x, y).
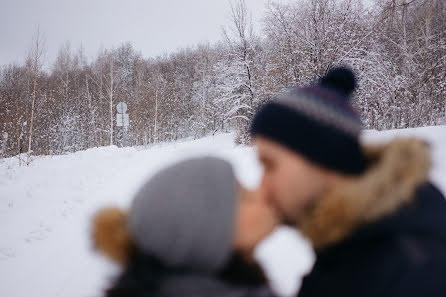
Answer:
top-left (259, 155), bottom-right (273, 165)
top-left (258, 154), bottom-right (267, 161)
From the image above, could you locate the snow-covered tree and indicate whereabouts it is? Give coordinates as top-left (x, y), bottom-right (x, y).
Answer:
top-left (0, 0), bottom-right (444, 157)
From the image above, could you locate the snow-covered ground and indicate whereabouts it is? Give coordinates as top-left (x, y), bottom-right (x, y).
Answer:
top-left (1, 126), bottom-right (445, 297)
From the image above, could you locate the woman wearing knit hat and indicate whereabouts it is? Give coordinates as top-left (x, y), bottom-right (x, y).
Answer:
top-left (91, 157), bottom-right (278, 297)
top-left (250, 67), bottom-right (446, 297)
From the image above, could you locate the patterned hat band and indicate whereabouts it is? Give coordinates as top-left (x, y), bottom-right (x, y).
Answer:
top-left (277, 88), bottom-right (363, 138)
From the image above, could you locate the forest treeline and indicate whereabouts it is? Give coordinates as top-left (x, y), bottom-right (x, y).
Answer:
top-left (0, 0), bottom-right (445, 158)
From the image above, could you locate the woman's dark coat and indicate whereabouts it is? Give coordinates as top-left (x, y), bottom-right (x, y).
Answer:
top-left (105, 251), bottom-right (276, 297)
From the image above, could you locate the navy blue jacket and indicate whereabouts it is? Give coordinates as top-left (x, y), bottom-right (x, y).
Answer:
top-left (298, 182), bottom-right (446, 297)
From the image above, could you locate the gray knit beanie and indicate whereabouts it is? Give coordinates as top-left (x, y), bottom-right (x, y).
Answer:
top-left (128, 157), bottom-right (238, 273)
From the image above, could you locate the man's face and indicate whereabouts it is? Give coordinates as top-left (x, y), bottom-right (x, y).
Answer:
top-left (254, 136), bottom-right (326, 225)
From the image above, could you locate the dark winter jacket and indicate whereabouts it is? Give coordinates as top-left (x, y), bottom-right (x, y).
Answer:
top-left (296, 138), bottom-right (446, 297)
top-left (157, 275), bottom-right (273, 297)
top-left (105, 251), bottom-right (277, 297)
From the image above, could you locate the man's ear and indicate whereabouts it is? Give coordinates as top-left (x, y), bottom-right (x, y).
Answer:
top-left (92, 207), bottom-right (132, 265)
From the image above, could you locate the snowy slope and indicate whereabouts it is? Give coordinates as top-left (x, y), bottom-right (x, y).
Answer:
top-left (1, 126), bottom-right (445, 297)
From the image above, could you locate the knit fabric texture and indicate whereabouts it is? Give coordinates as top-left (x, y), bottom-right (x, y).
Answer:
top-left (251, 67), bottom-right (366, 174)
top-left (128, 157), bottom-right (238, 273)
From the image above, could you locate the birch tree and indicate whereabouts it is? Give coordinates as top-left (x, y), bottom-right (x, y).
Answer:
top-left (25, 26), bottom-right (45, 163)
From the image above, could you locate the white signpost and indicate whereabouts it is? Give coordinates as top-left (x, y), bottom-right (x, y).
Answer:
top-left (116, 113), bottom-right (129, 127)
top-left (116, 102), bottom-right (127, 114)
top-left (116, 102), bottom-right (129, 146)
top-left (116, 102), bottom-right (129, 127)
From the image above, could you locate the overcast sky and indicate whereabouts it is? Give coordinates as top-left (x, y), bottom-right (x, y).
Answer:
top-left (0, 0), bottom-right (293, 68)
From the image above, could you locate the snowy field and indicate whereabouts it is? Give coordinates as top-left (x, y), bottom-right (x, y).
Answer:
top-left (1, 125), bottom-right (445, 297)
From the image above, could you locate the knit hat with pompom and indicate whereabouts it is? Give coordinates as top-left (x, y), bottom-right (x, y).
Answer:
top-left (250, 67), bottom-right (366, 175)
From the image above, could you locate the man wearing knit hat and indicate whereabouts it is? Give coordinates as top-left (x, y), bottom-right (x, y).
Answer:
top-left (250, 67), bottom-right (446, 297)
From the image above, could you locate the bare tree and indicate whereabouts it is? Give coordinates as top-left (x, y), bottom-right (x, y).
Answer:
top-left (25, 26), bottom-right (45, 164)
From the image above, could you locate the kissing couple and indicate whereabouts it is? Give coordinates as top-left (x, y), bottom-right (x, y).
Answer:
top-left (92, 67), bottom-right (446, 297)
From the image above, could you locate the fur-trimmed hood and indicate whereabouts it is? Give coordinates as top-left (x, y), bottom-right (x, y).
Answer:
top-left (299, 138), bottom-right (432, 250)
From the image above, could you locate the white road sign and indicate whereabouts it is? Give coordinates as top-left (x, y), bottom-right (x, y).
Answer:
top-left (116, 102), bottom-right (128, 114)
top-left (116, 113), bottom-right (129, 127)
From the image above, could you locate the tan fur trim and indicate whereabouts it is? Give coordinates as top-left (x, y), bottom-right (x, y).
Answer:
top-left (299, 138), bottom-right (431, 250)
top-left (92, 207), bottom-right (132, 265)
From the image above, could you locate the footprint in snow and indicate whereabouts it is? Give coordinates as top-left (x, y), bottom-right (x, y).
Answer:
top-left (0, 248), bottom-right (16, 261)
top-left (25, 223), bottom-right (52, 243)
